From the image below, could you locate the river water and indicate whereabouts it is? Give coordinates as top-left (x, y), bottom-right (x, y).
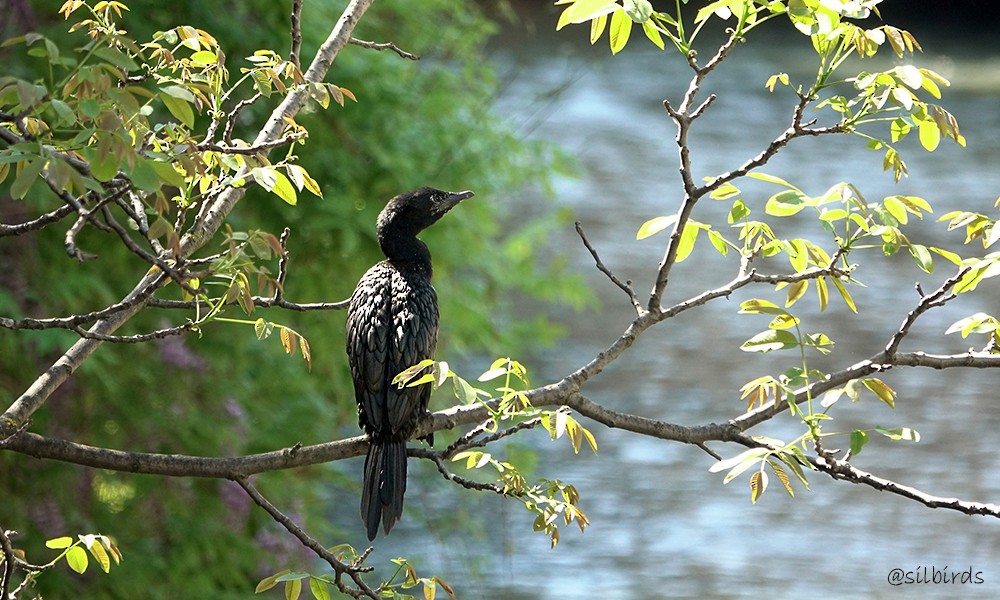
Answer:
top-left (346, 13), bottom-right (1000, 600)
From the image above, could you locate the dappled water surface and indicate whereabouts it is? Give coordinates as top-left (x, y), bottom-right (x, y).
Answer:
top-left (336, 19), bottom-right (1000, 600)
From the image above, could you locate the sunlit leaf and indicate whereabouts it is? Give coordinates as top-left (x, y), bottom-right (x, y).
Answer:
top-left (636, 215), bottom-right (676, 239)
top-left (740, 329), bottom-right (798, 352)
top-left (863, 378), bottom-right (896, 408)
top-left (609, 8), bottom-right (632, 54)
top-left (66, 545), bottom-right (89, 574)
top-left (918, 118), bottom-right (940, 151)
top-left (749, 470), bottom-right (767, 503)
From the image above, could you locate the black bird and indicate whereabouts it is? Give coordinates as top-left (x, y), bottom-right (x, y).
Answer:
top-left (346, 187), bottom-right (474, 540)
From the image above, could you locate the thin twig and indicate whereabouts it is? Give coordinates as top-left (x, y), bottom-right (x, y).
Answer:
top-left (575, 221), bottom-right (642, 313)
top-left (235, 477), bottom-right (379, 599)
top-left (0, 204), bottom-right (76, 237)
top-left (70, 323), bottom-right (194, 344)
top-left (196, 131), bottom-right (306, 155)
top-left (223, 92), bottom-right (263, 145)
top-left (349, 38), bottom-right (419, 61)
top-left (883, 266), bottom-right (971, 358)
top-left (274, 227), bottom-right (291, 301)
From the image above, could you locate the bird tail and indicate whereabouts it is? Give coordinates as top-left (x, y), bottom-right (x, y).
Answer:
top-left (361, 437), bottom-right (407, 541)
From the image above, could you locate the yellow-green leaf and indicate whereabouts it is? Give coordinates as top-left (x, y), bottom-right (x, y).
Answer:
top-left (46, 536), bottom-right (74, 549)
top-left (270, 169), bottom-right (297, 205)
top-left (918, 118), bottom-right (940, 151)
top-left (86, 539), bottom-right (111, 573)
top-left (785, 280), bottom-right (807, 307)
top-left (750, 469), bottom-right (768, 504)
top-left (590, 14), bottom-right (607, 44)
top-left (675, 222), bottom-right (699, 262)
top-left (284, 578), bottom-right (302, 600)
top-left (609, 8), bottom-right (632, 54)
top-left (636, 215), bottom-right (676, 240)
top-left (66, 545), bottom-right (89, 574)
top-left (831, 277), bottom-right (857, 313)
top-left (863, 378), bottom-right (896, 408)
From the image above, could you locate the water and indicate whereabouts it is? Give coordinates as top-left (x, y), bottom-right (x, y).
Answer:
top-left (346, 16), bottom-right (1000, 599)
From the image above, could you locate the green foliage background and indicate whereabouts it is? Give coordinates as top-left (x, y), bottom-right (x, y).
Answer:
top-left (0, 1), bottom-right (586, 597)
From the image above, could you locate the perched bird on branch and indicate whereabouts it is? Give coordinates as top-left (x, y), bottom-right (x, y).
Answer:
top-left (346, 187), bottom-right (474, 540)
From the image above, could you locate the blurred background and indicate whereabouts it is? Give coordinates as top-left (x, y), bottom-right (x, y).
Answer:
top-left (2, 1), bottom-right (1000, 598)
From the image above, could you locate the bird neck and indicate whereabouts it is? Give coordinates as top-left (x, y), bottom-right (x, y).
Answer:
top-left (379, 233), bottom-right (433, 277)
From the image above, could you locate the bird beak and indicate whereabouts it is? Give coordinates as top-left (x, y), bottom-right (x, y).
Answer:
top-left (438, 190), bottom-right (474, 213)
top-left (448, 190), bottom-right (475, 204)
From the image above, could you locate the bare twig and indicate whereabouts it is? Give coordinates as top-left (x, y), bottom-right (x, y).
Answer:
top-left (222, 92), bottom-right (263, 145)
top-left (274, 227), bottom-right (291, 301)
top-left (883, 266), bottom-right (971, 358)
top-left (812, 443), bottom-right (1000, 517)
top-left (349, 38), bottom-right (419, 61)
top-left (0, 204), bottom-right (76, 237)
top-left (70, 322), bottom-right (194, 343)
top-left (575, 221), bottom-right (642, 313)
top-left (235, 477), bottom-right (379, 599)
top-left (416, 451), bottom-right (506, 493)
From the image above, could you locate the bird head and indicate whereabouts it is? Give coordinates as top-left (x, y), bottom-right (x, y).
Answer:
top-left (377, 187), bottom-right (475, 238)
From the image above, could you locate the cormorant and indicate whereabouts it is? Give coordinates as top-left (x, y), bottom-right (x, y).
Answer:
top-left (346, 187), bottom-right (474, 540)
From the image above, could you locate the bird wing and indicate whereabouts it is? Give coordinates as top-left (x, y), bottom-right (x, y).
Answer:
top-left (347, 262), bottom-right (439, 439)
top-left (386, 268), bottom-right (438, 435)
top-left (347, 262), bottom-right (392, 435)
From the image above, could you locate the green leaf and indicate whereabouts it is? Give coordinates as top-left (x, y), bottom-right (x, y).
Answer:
top-left (635, 215), bottom-right (676, 240)
top-left (590, 14), bottom-right (608, 44)
top-left (909, 243), bottom-right (933, 273)
top-left (850, 430), bottom-right (869, 456)
top-left (90, 152), bottom-right (119, 182)
top-left (740, 329), bottom-right (798, 352)
top-left (66, 545), bottom-right (89, 574)
top-left (161, 93), bottom-right (195, 128)
top-left (309, 578), bottom-right (331, 600)
top-left (93, 45), bottom-right (139, 71)
top-left (10, 157), bottom-right (45, 199)
top-left (127, 159), bottom-right (161, 192)
top-left (609, 8), bottom-right (632, 54)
